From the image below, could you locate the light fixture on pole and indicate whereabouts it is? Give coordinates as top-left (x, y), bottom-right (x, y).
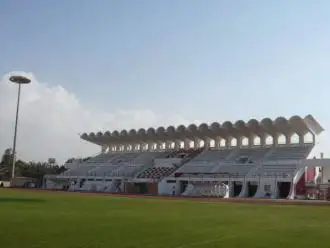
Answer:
top-left (9, 75), bottom-right (31, 180)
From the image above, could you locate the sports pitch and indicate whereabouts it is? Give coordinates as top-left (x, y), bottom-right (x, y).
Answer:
top-left (0, 189), bottom-right (330, 248)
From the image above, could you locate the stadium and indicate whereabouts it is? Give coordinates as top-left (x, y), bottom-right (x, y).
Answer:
top-left (4, 2), bottom-right (330, 247)
top-left (43, 114), bottom-right (329, 200)
top-left (6, 113), bottom-right (330, 248)
top-left (4, 114), bottom-right (330, 248)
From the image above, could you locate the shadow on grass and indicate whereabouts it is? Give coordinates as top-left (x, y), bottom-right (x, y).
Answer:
top-left (0, 197), bottom-right (45, 203)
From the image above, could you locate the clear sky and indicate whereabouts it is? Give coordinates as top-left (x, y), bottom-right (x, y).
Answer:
top-left (0, 0), bottom-right (329, 163)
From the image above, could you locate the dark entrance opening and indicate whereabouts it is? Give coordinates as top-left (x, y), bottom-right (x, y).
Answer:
top-left (136, 183), bottom-right (148, 194)
top-left (180, 181), bottom-right (188, 194)
top-left (247, 182), bottom-right (258, 197)
top-left (278, 182), bottom-right (291, 199)
top-left (79, 179), bottom-right (86, 188)
top-left (233, 182), bottom-right (242, 197)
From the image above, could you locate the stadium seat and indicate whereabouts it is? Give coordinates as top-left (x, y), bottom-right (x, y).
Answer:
top-left (62, 165), bottom-right (95, 176)
top-left (137, 166), bottom-right (178, 179)
top-left (266, 145), bottom-right (313, 161)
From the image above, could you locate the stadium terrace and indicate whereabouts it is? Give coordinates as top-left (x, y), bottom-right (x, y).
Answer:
top-left (45, 114), bottom-right (329, 200)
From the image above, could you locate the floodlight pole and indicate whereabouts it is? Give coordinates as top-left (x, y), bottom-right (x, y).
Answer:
top-left (11, 83), bottom-right (21, 179)
top-left (9, 75), bottom-right (31, 180)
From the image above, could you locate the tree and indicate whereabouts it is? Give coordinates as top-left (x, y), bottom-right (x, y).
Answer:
top-left (48, 158), bottom-right (56, 166)
top-left (0, 149), bottom-right (67, 183)
top-left (1, 148), bottom-right (13, 166)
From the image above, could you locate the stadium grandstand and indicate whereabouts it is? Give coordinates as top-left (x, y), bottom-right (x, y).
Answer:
top-left (44, 114), bottom-right (330, 199)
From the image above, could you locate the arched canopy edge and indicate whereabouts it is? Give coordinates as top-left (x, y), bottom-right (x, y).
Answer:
top-left (81, 115), bottom-right (322, 144)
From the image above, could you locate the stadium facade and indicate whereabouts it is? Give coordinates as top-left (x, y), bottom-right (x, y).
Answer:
top-left (45, 114), bottom-right (330, 199)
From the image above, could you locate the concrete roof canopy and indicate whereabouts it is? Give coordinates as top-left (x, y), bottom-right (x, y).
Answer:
top-left (81, 115), bottom-right (324, 145)
top-left (129, 129), bottom-right (137, 136)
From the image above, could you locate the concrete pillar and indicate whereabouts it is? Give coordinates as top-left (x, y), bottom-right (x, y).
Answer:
top-left (299, 134), bottom-right (304, 145)
top-left (259, 135), bottom-right (266, 146)
top-left (272, 135), bottom-right (278, 146)
top-left (248, 136), bottom-right (254, 147)
top-left (184, 139), bottom-right (190, 149)
top-left (285, 134), bottom-right (290, 145)
top-left (175, 140), bottom-right (181, 149)
top-left (225, 138), bottom-right (231, 148)
top-left (214, 137), bottom-right (219, 149)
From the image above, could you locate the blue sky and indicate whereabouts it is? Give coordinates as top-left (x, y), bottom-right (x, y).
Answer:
top-left (0, 0), bottom-right (329, 161)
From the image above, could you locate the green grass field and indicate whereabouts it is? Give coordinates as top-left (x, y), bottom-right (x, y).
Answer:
top-left (0, 189), bottom-right (330, 248)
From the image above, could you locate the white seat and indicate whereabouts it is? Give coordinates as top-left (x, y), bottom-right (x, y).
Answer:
top-left (234, 147), bottom-right (270, 161)
top-left (109, 165), bottom-right (143, 177)
top-left (62, 165), bottom-right (95, 176)
top-left (177, 164), bottom-right (215, 174)
top-left (211, 164), bottom-right (254, 175)
top-left (193, 149), bottom-right (233, 162)
top-left (266, 145), bottom-right (312, 160)
top-left (88, 166), bottom-right (119, 177)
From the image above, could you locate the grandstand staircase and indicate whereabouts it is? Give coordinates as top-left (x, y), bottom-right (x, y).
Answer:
top-left (181, 183), bottom-right (194, 196)
top-left (225, 148), bottom-right (240, 161)
top-left (179, 148), bottom-right (204, 164)
top-left (108, 180), bottom-right (122, 193)
top-left (134, 161), bottom-right (154, 177)
top-left (288, 167), bottom-right (305, 199)
top-left (103, 182), bottom-right (114, 192)
top-left (237, 180), bottom-right (248, 198)
top-left (139, 149), bottom-right (204, 180)
top-left (262, 148), bottom-right (276, 160)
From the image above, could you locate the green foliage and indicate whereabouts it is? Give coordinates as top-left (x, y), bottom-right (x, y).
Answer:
top-left (0, 148), bottom-right (13, 166)
top-left (0, 149), bottom-right (66, 181)
top-left (17, 162), bottom-right (66, 181)
top-left (0, 189), bottom-right (330, 248)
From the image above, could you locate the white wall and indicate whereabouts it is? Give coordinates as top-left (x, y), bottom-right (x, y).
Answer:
top-left (158, 180), bottom-right (180, 195)
top-left (154, 158), bottom-right (181, 167)
top-left (0, 181), bottom-right (10, 187)
top-left (321, 166), bottom-right (330, 183)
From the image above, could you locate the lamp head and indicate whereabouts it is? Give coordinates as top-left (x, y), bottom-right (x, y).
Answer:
top-left (9, 75), bottom-right (31, 84)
